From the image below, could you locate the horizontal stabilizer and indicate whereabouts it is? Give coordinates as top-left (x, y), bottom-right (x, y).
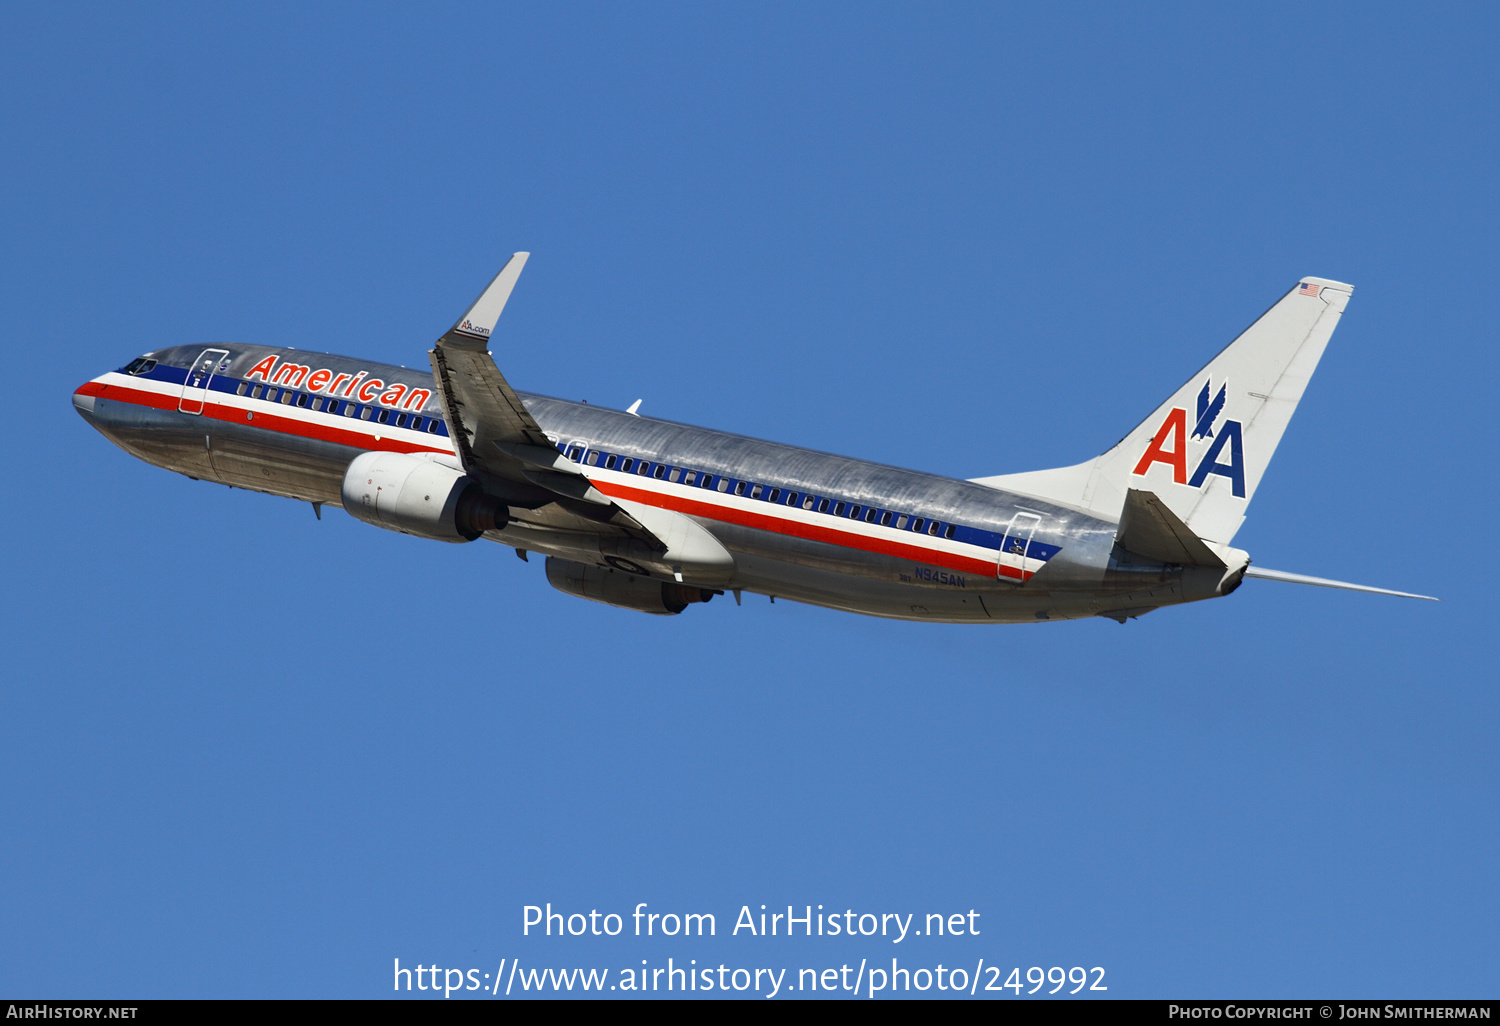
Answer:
top-left (1244, 566), bottom-right (1438, 601)
top-left (1116, 489), bottom-right (1225, 567)
top-left (610, 497), bottom-right (737, 585)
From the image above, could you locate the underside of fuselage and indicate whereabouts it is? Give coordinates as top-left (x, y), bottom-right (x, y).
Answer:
top-left (73, 343), bottom-right (1221, 624)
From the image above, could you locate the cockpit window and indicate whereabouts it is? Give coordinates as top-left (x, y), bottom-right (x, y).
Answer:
top-left (122, 357), bottom-right (157, 376)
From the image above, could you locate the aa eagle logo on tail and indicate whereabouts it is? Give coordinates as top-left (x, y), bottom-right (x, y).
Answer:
top-left (1193, 379), bottom-right (1226, 439)
top-left (1133, 376), bottom-right (1247, 498)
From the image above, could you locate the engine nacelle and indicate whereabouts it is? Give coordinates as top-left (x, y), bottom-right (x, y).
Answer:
top-left (341, 451), bottom-right (506, 543)
top-left (544, 557), bottom-right (717, 615)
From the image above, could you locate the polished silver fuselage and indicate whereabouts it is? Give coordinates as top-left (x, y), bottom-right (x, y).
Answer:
top-left (76, 343), bottom-right (1223, 622)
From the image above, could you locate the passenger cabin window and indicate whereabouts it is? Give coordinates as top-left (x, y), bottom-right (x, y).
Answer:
top-left (803, 496), bottom-right (815, 510)
top-left (668, 469), bottom-right (680, 482)
top-left (654, 465), bottom-right (666, 479)
top-left (682, 470), bottom-right (694, 484)
top-left (426, 418), bottom-right (439, 431)
top-left (605, 455), bottom-right (617, 470)
top-left (251, 385), bottom-right (263, 399)
top-left (265, 388), bottom-right (278, 402)
top-left (716, 478), bottom-right (728, 492)
top-left (280, 391), bottom-right (294, 405)
top-left (927, 521), bottom-right (940, 535)
top-left (586, 452), bottom-right (599, 466)
top-left (395, 413), bottom-right (406, 428)
top-left (895, 515), bottom-right (908, 529)
top-left (750, 485), bottom-right (762, 499)
top-left (785, 492), bottom-right (798, 506)
top-left (911, 518), bottom-right (924, 532)
top-left (236, 382), bottom-right (249, 396)
top-left (818, 499), bottom-right (830, 513)
top-left (311, 397), bottom-right (324, 411)
top-left (297, 394), bottom-right (310, 408)
top-left (768, 488), bottom-right (780, 502)
top-left (638, 462), bottom-right (651, 476)
top-left (567, 446), bottom-right (582, 461)
top-left (734, 482), bottom-right (746, 496)
top-left (834, 502), bottom-right (845, 516)
top-left (865, 508), bottom-right (877, 523)
top-left (360, 407), bottom-right (373, 420)
top-left (944, 524), bottom-right (956, 539)
top-left (620, 458), bottom-right (633, 473)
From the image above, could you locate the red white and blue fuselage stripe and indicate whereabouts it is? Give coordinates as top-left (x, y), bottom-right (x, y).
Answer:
top-left (78, 359), bottom-right (1060, 583)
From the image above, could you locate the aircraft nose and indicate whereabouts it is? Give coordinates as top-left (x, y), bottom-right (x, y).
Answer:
top-left (72, 381), bottom-right (102, 422)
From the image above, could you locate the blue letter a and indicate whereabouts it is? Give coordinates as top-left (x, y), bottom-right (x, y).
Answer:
top-left (1187, 420), bottom-right (1246, 497)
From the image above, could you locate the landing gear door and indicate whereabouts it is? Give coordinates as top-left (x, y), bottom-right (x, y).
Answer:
top-left (998, 511), bottom-right (1042, 583)
top-left (179, 349), bottom-right (230, 415)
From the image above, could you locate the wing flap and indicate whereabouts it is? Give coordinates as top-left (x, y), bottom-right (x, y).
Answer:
top-left (609, 497), bottom-right (736, 585)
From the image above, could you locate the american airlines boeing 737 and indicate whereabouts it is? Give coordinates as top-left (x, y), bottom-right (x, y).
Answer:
top-left (73, 255), bottom-right (1435, 620)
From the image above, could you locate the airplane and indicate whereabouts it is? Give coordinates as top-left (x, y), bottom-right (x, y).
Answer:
top-left (72, 255), bottom-right (1436, 621)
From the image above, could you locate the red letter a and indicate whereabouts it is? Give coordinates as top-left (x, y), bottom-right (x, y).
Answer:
top-left (1132, 408), bottom-right (1188, 483)
top-left (245, 355), bottom-right (277, 382)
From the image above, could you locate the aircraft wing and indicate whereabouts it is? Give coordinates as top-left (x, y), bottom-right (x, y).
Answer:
top-left (427, 256), bottom-right (735, 585)
top-left (428, 254), bottom-right (608, 506)
top-left (432, 255), bottom-right (548, 451)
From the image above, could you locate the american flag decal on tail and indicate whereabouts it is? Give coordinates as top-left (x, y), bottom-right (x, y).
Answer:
top-left (1298, 281), bottom-right (1320, 297)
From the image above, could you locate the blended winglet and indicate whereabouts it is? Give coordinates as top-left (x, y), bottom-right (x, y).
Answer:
top-left (442, 252), bottom-right (530, 349)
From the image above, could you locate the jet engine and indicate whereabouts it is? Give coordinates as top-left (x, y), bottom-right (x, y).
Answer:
top-left (544, 557), bottom-right (717, 615)
top-left (341, 451), bottom-right (507, 543)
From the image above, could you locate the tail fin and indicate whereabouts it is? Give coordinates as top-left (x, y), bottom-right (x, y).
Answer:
top-left (972, 277), bottom-right (1353, 545)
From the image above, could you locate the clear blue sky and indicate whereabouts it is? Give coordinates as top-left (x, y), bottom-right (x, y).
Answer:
top-left (2, 2), bottom-right (1494, 999)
